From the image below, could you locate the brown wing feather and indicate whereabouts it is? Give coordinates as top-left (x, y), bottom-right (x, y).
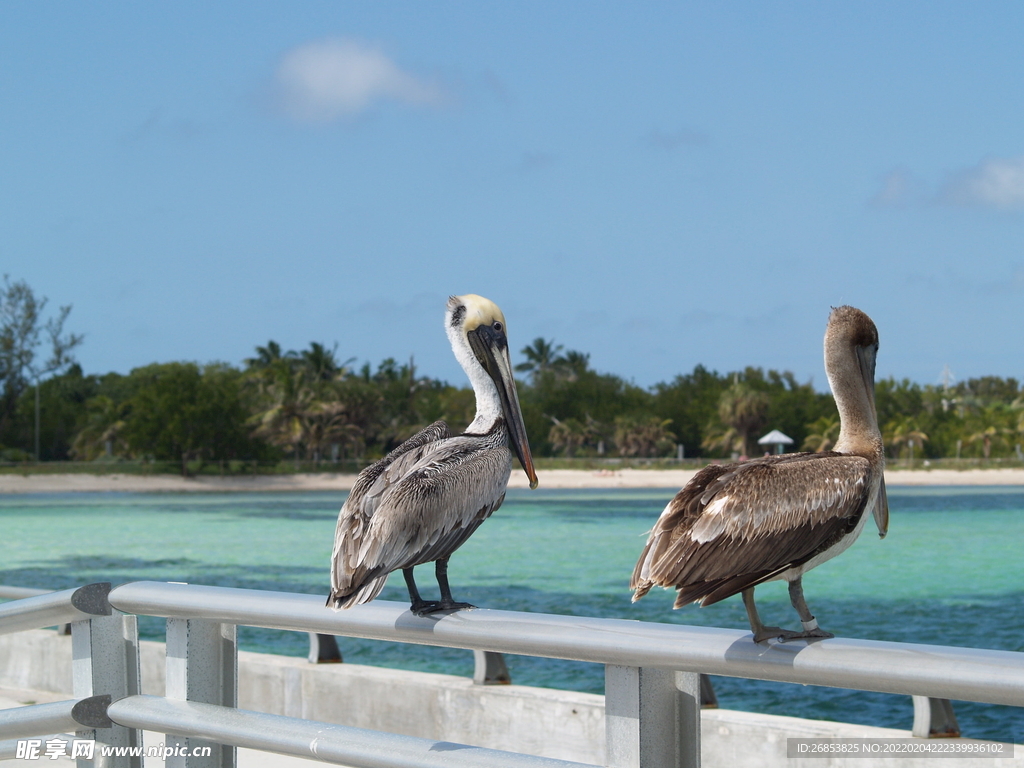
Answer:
top-left (630, 463), bottom-right (728, 598)
top-left (632, 452), bottom-right (873, 608)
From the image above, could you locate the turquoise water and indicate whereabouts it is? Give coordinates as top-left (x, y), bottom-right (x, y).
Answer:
top-left (1, 486), bottom-right (1022, 743)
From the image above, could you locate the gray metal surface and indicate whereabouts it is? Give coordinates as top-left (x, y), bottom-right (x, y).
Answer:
top-left (606, 667), bottom-right (700, 768)
top-left (165, 619), bottom-right (237, 768)
top-left (0, 699), bottom-right (80, 741)
top-left (913, 696), bottom-right (961, 738)
top-left (0, 585), bottom-right (107, 635)
top-left (108, 581), bottom-right (1024, 707)
top-left (106, 695), bottom-right (597, 768)
top-left (473, 650), bottom-right (510, 685)
top-left (0, 734), bottom-right (76, 761)
top-left (72, 613), bottom-right (142, 767)
top-left (0, 586), bottom-right (51, 600)
top-left (307, 632), bottom-right (342, 663)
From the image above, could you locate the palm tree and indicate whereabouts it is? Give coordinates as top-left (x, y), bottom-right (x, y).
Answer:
top-left (300, 342), bottom-right (354, 383)
top-left (548, 417), bottom-right (587, 457)
top-left (1011, 398), bottom-right (1024, 459)
top-left (245, 340), bottom-right (296, 371)
top-left (70, 396), bottom-right (130, 460)
top-left (614, 416), bottom-right (674, 458)
top-left (966, 405), bottom-right (1012, 460)
top-left (704, 379), bottom-right (769, 457)
top-left (515, 338), bottom-right (564, 381)
top-left (701, 424), bottom-right (744, 457)
top-left (559, 350), bottom-right (591, 382)
top-left (249, 369), bottom-right (315, 459)
top-left (883, 416), bottom-right (928, 463)
top-left (301, 399), bottom-right (363, 464)
top-left (802, 414), bottom-right (840, 452)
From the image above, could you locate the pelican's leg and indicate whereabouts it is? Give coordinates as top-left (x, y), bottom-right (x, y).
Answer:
top-left (786, 577), bottom-right (834, 640)
top-left (742, 587), bottom-right (802, 643)
top-left (404, 567), bottom-right (440, 616)
top-left (428, 558), bottom-right (475, 614)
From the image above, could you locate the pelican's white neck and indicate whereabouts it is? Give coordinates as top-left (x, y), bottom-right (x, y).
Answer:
top-left (446, 318), bottom-right (503, 434)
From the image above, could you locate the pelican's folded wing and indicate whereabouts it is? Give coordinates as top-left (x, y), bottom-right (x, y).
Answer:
top-left (355, 434), bottom-right (512, 574)
top-left (632, 452), bottom-right (876, 607)
top-left (330, 420), bottom-right (452, 603)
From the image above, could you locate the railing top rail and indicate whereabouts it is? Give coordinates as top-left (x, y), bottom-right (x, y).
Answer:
top-left (0, 586), bottom-right (51, 600)
top-left (108, 581), bottom-right (1024, 708)
top-left (0, 584), bottom-right (110, 636)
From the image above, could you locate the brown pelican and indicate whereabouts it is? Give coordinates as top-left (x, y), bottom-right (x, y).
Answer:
top-left (631, 306), bottom-right (888, 642)
top-left (328, 294), bottom-right (538, 616)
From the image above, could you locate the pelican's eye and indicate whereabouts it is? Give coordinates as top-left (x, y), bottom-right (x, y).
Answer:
top-left (493, 321), bottom-right (503, 332)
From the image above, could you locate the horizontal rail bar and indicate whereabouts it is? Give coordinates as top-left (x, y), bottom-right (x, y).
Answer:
top-left (107, 695), bottom-right (596, 768)
top-left (0, 586), bottom-right (51, 600)
top-left (0, 695), bottom-right (111, 744)
top-left (108, 581), bottom-right (1024, 708)
top-left (0, 584), bottom-right (110, 636)
top-left (0, 735), bottom-right (77, 761)
top-left (0, 700), bottom-right (80, 741)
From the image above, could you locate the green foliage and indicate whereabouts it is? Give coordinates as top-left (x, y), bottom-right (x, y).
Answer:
top-left (650, 365), bottom-right (727, 457)
top-left (11, 365), bottom-right (98, 460)
top-left (613, 415), bottom-right (675, 458)
top-left (803, 414), bottom-right (839, 452)
top-left (519, 364), bottom-right (650, 457)
top-left (4, 322), bottom-right (1023, 468)
top-left (0, 276), bottom-right (83, 454)
top-left (121, 362), bottom-right (258, 475)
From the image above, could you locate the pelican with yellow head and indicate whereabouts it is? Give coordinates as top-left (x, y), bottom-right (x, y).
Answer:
top-left (329, 294), bottom-right (538, 615)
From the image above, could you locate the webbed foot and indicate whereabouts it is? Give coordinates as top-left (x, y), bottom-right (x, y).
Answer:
top-left (415, 599), bottom-right (475, 615)
top-left (784, 627), bottom-right (834, 642)
top-left (410, 599), bottom-right (442, 616)
top-left (753, 626), bottom-right (834, 643)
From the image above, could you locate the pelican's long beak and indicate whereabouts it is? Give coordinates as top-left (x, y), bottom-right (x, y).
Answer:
top-left (468, 326), bottom-right (539, 489)
top-left (874, 476), bottom-right (889, 538)
top-left (855, 344), bottom-right (878, 414)
top-left (856, 343), bottom-right (887, 537)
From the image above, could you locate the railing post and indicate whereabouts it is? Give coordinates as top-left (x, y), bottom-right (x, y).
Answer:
top-left (70, 584), bottom-right (142, 768)
top-left (605, 665), bottom-right (700, 768)
top-left (307, 632), bottom-right (342, 663)
top-left (912, 696), bottom-right (961, 738)
top-left (165, 619), bottom-right (237, 768)
top-left (473, 650), bottom-right (511, 685)
top-left (698, 675), bottom-right (717, 708)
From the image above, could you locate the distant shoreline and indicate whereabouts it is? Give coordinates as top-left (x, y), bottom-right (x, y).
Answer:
top-left (2, 468), bottom-right (1024, 494)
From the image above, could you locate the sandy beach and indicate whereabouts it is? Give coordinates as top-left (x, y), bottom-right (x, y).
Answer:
top-left (1, 467), bottom-right (1023, 494)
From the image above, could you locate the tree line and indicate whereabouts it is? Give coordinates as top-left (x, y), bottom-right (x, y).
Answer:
top-left (2, 278), bottom-right (1023, 473)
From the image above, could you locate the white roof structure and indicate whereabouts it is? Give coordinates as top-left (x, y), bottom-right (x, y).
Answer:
top-left (757, 429), bottom-right (794, 446)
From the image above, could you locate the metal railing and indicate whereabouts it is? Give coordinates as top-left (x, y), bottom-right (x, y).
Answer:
top-left (1, 581), bottom-right (1023, 767)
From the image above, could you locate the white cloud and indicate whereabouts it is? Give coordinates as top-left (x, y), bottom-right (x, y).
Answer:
top-left (939, 156), bottom-right (1024, 211)
top-left (274, 39), bottom-right (445, 122)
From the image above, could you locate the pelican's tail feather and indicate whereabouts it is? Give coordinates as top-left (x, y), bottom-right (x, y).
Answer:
top-left (631, 581), bottom-right (653, 603)
top-left (327, 574), bottom-right (389, 611)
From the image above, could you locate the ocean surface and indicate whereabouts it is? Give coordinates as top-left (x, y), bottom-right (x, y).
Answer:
top-left (1, 485), bottom-right (1022, 744)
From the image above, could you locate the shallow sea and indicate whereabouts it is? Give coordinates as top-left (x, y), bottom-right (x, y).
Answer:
top-left (1, 486), bottom-right (1022, 743)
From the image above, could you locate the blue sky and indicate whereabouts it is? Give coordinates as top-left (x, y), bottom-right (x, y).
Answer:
top-left (2, 3), bottom-right (1022, 391)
